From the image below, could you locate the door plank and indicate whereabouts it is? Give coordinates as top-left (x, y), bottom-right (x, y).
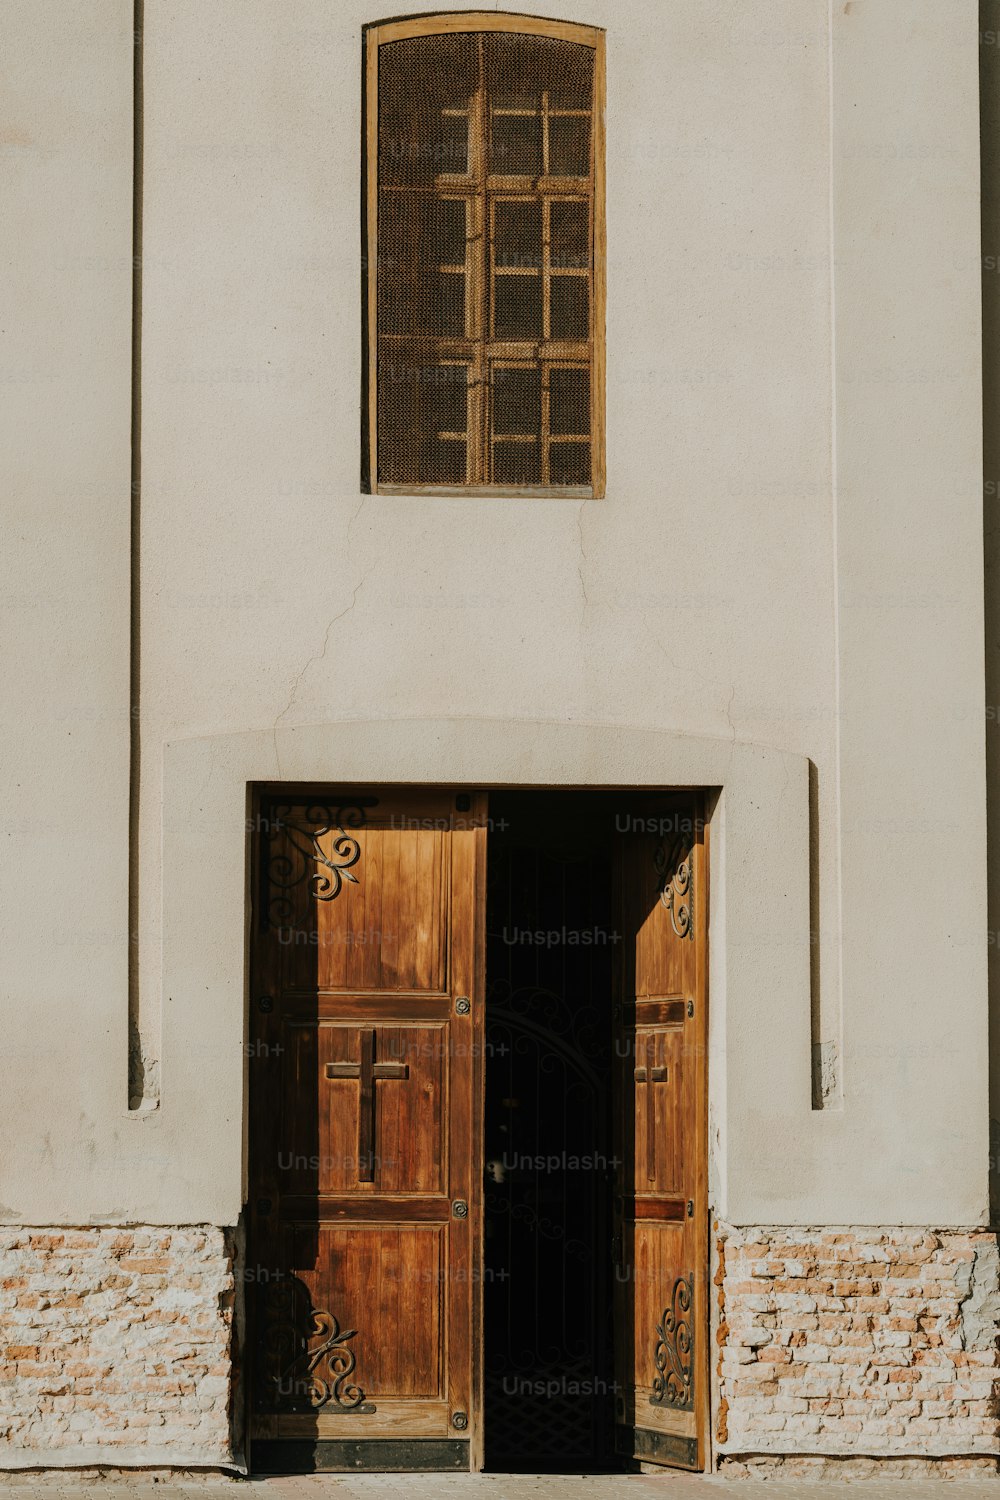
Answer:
top-left (275, 1400), bottom-right (454, 1437)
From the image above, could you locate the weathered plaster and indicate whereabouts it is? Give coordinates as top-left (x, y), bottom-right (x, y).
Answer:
top-left (0, 1227), bottom-right (237, 1469)
top-left (714, 1224), bottom-right (1000, 1460)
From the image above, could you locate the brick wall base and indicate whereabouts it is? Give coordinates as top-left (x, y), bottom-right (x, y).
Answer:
top-left (719, 1454), bottom-right (1000, 1477)
top-left (0, 1472), bottom-right (237, 1486)
top-left (3, 1219), bottom-right (998, 1471)
top-left (0, 1227), bottom-right (236, 1468)
top-left (715, 1224), bottom-right (1000, 1465)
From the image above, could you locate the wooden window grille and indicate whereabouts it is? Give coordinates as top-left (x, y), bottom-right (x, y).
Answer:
top-left (364, 14), bottom-right (606, 497)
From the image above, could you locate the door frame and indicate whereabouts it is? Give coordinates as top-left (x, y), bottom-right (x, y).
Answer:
top-left (161, 716), bottom-right (810, 1232)
top-left (241, 780), bottom-right (711, 1475)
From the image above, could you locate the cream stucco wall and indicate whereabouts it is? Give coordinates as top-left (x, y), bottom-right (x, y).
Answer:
top-left (135, 0), bottom-right (836, 1075)
top-left (0, 2), bottom-right (987, 1230)
top-left (0, 0), bottom-right (133, 1217)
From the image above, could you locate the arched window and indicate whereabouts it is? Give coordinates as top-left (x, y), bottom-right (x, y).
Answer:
top-left (364, 13), bottom-right (606, 497)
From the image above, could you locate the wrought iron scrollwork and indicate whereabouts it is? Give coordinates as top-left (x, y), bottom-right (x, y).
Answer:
top-left (258, 1280), bottom-right (375, 1413)
top-left (652, 834), bottom-right (693, 939)
top-left (649, 1273), bottom-right (694, 1411)
top-left (263, 799), bottom-right (377, 926)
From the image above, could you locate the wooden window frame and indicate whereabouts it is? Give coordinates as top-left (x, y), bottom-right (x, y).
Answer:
top-left (364, 12), bottom-right (606, 499)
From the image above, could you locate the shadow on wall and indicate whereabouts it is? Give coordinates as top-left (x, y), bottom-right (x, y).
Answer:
top-left (982, 0), bottom-right (1000, 1223)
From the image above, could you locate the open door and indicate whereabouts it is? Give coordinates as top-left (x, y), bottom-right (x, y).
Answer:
top-left (613, 794), bottom-right (709, 1470)
top-left (248, 789), bottom-right (487, 1473)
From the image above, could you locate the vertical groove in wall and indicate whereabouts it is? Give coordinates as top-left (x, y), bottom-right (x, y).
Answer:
top-left (981, 0), bottom-right (1000, 1221)
top-left (128, 0), bottom-right (148, 1111)
top-left (808, 761), bottom-right (825, 1108)
top-left (813, 0), bottom-right (844, 1111)
top-left (359, 26), bottom-right (371, 493)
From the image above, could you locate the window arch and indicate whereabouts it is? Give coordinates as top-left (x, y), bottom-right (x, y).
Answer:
top-left (364, 13), bottom-right (606, 497)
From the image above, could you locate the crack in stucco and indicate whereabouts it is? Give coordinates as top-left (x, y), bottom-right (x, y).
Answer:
top-left (576, 500), bottom-right (590, 615)
top-left (346, 494), bottom-right (367, 543)
top-left (272, 564), bottom-right (376, 776)
top-left (640, 621), bottom-right (708, 687)
top-left (723, 683), bottom-right (737, 745)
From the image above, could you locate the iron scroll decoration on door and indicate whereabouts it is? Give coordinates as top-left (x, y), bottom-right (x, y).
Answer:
top-left (649, 1274), bottom-right (694, 1411)
top-left (261, 798), bottom-right (378, 927)
top-left (257, 1281), bottom-right (376, 1415)
top-left (652, 835), bottom-right (694, 940)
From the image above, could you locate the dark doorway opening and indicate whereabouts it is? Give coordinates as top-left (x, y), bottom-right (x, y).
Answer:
top-left (483, 792), bottom-right (626, 1473)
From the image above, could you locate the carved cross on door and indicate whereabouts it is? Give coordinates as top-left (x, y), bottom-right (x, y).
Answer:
top-left (634, 1035), bottom-right (669, 1183)
top-left (326, 1027), bottom-right (409, 1182)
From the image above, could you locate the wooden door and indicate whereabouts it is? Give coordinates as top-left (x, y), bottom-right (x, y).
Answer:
top-left (613, 795), bottom-right (708, 1471)
top-left (248, 789), bottom-right (486, 1473)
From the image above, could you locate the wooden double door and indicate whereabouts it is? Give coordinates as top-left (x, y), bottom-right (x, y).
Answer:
top-left (247, 788), bottom-right (708, 1473)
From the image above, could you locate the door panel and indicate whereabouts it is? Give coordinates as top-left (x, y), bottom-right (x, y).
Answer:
top-left (248, 790), bottom-right (486, 1473)
top-left (298, 1225), bottom-right (446, 1396)
top-left (280, 1023), bottom-right (448, 1195)
top-left (613, 796), bottom-right (708, 1471)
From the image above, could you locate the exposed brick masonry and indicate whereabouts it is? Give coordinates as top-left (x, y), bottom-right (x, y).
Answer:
top-left (716, 1224), bottom-right (1000, 1466)
top-left (0, 1227), bottom-right (235, 1468)
top-left (2, 1220), bottom-right (998, 1472)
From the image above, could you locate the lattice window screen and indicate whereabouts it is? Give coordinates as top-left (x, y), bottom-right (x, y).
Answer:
top-left (369, 24), bottom-right (603, 495)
